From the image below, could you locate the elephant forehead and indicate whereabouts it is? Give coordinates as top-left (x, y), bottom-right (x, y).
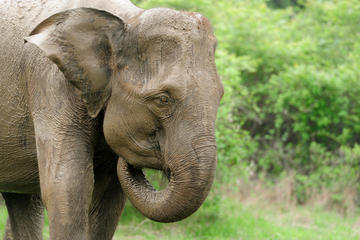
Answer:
top-left (118, 9), bottom-right (221, 98)
top-left (133, 8), bottom-right (216, 44)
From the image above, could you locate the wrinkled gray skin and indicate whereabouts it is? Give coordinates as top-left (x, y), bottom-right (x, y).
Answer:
top-left (0, 0), bottom-right (223, 239)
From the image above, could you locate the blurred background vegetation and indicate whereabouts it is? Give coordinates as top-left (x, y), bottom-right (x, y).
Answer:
top-left (2, 0), bottom-right (360, 239)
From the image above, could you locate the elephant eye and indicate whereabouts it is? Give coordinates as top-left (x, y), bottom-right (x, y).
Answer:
top-left (158, 95), bottom-right (170, 105)
top-left (147, 93), bottom-right (174, 116)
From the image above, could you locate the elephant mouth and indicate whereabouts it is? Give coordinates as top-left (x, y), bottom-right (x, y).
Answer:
top-left (126, 162), bottom-right (170, 190)
top-left (118, 147), bottom-right (164, 170)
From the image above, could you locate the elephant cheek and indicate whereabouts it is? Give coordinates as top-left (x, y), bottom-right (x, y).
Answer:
top-left (103, 109), bottom-right (129, 155)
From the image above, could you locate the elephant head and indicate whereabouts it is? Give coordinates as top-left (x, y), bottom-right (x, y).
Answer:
top-left (26, 7), bottom-right (223, 222)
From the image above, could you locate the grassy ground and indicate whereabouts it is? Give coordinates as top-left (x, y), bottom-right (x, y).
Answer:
top-left (114, 197), bottom-right (359, 240)
top-left (0, 191), bottom-right (359, 240)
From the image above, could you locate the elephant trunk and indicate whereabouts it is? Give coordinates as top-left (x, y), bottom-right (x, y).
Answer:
top-left (117, 134), bottom-right (217, 222)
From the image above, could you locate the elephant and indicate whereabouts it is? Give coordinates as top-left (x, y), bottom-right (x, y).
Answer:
top-left (0, 0), bottom-right (223, 239)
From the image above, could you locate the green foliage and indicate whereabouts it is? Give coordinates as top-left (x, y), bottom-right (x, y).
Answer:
top-left (295, 143), bottom-right (360, 205)
top-left (0, 205), bottom-right (6, 238)
top-left (267, 0), bottom-right (304, 9)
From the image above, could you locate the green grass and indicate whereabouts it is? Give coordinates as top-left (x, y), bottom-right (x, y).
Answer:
top-left (1, 192), bottom-right (358, 240)
top-left (0, 205), bottom-right (6, 238)
top-left (114, 196), bottom-right (359, 240)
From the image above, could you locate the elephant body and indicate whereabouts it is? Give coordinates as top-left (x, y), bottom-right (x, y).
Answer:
top-left (0, 0), bottom-right (140, 194)
top-left (0, 0), bottom-right (223, 239)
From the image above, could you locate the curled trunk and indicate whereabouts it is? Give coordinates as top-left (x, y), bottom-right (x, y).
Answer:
top-left (117, 135), bottom-right (217, 222)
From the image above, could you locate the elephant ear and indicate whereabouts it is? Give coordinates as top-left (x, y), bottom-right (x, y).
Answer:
top-left (25, 8), bottom-right (126, 118)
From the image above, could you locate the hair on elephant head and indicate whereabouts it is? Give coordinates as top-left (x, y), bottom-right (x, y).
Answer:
top-left (25, 7), bottom-right (224, 223)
